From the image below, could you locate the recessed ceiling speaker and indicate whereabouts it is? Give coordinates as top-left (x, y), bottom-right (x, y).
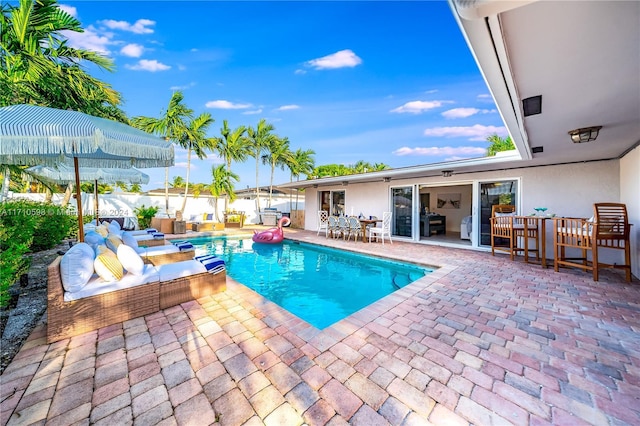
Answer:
top-left (523, 95), bottom-right (542, 116)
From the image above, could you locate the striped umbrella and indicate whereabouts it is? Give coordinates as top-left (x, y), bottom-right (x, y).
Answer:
top-left (26, 164), bottom-right (150, 225)
top-left (0, 104), bottom-right (174, 240)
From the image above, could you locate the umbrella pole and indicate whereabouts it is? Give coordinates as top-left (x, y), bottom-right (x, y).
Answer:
top-left (74, 157), bottom-right (84, 242)
top-left (94, 179), bottom-right (99, 225)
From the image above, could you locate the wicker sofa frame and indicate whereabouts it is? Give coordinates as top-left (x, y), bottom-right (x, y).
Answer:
top-left (47, 256), bottom-right (226, 343)
top-left (142, 249), bottom-right (194, 266)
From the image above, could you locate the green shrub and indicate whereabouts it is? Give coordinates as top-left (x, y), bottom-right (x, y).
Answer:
top-left (0, 200), bottom-right (39, 308)
top-left (30, 204), bottom-right (74, 251)
top-left (134, 205), bottom-right (159, 230)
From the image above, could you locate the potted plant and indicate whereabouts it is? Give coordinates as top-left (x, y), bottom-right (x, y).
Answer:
top-left (134, 205), bottom-right (159, 230)
top-left (223, 210), bottom-right (245, 228)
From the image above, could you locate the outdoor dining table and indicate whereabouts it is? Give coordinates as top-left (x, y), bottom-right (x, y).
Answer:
top-left (359, 218), bottom-right (382, 242)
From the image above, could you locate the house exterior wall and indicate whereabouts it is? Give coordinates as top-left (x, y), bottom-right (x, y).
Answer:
top-left (620, 145), bottom-right (640, 278)
top-left (305, 159), bottom-right (634, 275)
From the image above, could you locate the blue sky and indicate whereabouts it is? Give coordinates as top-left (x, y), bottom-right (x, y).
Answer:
top-left (59, 1), bottom-right (507, 190)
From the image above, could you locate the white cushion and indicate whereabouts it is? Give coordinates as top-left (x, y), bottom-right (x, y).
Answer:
top-left (122, 232), bottom-right (139, 248)
top-left (117, 244), bottom-right (145, 275)
top-left (63, 265), bottom-right (160, 302)
top-left (59, 243), bottom-right (95, 293)
top-left (495, 212), bottom-right (515, 217)
top-left (156, 260), bottom-right (207, 281)
top-left (138, 245), bottom-right (180, 256)
top-left (109, 220), bottom-right (121, 230)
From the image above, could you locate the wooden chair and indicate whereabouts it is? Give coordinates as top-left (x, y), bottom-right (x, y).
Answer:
top-left (554, 203), bottom-right (631, 281)
top-left (490, 205), bottom-right (540, 262)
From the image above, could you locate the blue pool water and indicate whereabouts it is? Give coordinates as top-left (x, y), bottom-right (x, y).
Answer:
top-left (186, 236), bottom-right (431, 329)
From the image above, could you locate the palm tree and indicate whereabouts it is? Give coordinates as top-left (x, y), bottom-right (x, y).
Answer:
top-left (129, 183), bottom-right (142, 193)
top-left (131, 91), bottom-right (193, 214)
top-left (213, 120), bottom-right (249, 212)
top-left (208, 165), bottom-right (239, 222)
top-left (170, 176), bottom-right (185, 188)
top-left (486, 134), bottom-right (515, 156)
top-left (288, 148), bottom-right (315, 211)
top-left (262, 136), bottom-right (292, 207)
top-left (246, 119), bottom-right (275, 214)
top-left (0, 0), bottom-right (124, 118)
top-left (176, 112), bottom-right (215, 213)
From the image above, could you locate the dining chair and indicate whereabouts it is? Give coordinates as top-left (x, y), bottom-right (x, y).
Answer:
top-left (317, 210), bottom-right (329, 236)
top-left (554, 202), bottom-right (631, 281)
top-left (327, 216), bottom-right (340, 239)
top-left (369, 212), bottom-right (392, 244)
top-left (490, 205), bottom-right (540, 262)
top-left (337, 216), bottom-right (350, 240)
top-left (346, 216), bottom-right (363, 242)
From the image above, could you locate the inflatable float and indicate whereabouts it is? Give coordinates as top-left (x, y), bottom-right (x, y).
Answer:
top-left (252, 216), bottom-right (291, 244)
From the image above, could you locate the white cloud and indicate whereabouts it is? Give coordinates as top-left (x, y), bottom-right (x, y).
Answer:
top-left (169, 82), bottom-right (196, 91)
top-left (205, 100), bottom-right (252, 109)
top-left (62, 26), bottom-right (111, 55)
top-left (392, 146), bottom-right (487, 157)
top-left (442, 108), bottom-right (479, 119)
top-left (277, 105), bottom-right (300, 111)
top-left (174, 162), bottom-right (190, 169)
top-left (59, 4), bottom-right (77, 17)
top-left (442, 108), bottom-right (497, 118)
top-left (242, 109), bottom-right (263, 115)
top-left (305, 49), bottom-right (362, 70)
top-left (425, 89), bottom-right (438, 94)
top-left (177, 64), bottom-right (187, 71)
top-left (423, 124), bottom-right (507, 141)
top-left (294, 69), bottom-right (307, 75)
top-left (125, 59), bottom-right (170, 72)
top-left (477, 93), bottom-right (494, 102)
top-left (100, 18), bottom-right (155, 34)
top-left (390, 100), bottom-right (445, 114)
top-left (120, 43), bottom-right (144, 57)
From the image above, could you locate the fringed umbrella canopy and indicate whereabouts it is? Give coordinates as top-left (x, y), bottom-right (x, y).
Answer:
top-left (0, 104), bottom-right (174, 168)
top-left (0, 104), bottom-right (174, 240)
top-left (26, 164), bottom-right (150, 185)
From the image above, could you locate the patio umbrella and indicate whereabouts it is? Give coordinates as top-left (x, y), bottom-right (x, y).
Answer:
top-left (26, 164), bottom-right (150, 225)
top-left (0, 104), bottom-right (174, 241)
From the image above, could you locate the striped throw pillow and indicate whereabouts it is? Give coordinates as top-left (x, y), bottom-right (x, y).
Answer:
top-left (94, 247), bottom-right (124, 282)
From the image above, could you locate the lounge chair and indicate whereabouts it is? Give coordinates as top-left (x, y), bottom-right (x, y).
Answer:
top-left (47, 243), bottom-right (226, 343)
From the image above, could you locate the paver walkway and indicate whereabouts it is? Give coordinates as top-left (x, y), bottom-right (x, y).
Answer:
top-left (1, 229), bottom-right (639, 425)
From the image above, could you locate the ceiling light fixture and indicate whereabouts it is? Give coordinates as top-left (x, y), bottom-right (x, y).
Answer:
top-left (442, 170), bottom-right (454, 177)
top-left (568, 126), bottom-right (602, 143)
top-left (341, 181), bottom-right (348, 186)
top-left (383, 177), bottom-right (391, 182)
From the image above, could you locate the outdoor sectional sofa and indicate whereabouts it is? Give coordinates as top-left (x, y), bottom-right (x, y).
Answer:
top-left (47, 256), bottom-right (226, 343)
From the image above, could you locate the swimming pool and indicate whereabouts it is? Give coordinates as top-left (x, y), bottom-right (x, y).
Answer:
top-left (186, 236), bottom-right (431, 329)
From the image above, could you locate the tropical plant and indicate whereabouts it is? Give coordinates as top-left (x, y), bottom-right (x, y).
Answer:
top-left (213, 120), bottom-right (249, 211)
top-left (0, 0), bottom-right (125, 119)
top-left (208, 165), bottom-right (239, 222)
top-left (171, 176), bottom-right (185, 188)
top-left (246, 119), bottom-right (275, 212)
top-left (131, 91), bottom-right (194, 214)
top-left (80, 182), bottom-right (113, 194)
top-left (486, 134), bottom-right (515, 156)
top-left (262, 136), bottom-right (293, 207)
top-left (177, 112), bottom-right (215, 213)
top-left (128, 183), bottom-right (142, 193)
top-left (134, 204), bottom-right (159, 230)
top-left (288, 148), bottom-right (315, 211)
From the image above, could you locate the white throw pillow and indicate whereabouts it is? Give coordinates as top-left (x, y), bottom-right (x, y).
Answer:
top-left (59, 243), bottom-right (95, 293)
top-left (105, 233), bottom-right (123, 253)
top-left (122, 232), bottom-right (139, 248)
top-left (117, 244), bottom-right (145, 275)
top-left (94, 246), bottom-right (124, 282)
top-left (109, 220), bottom-right (121, 230)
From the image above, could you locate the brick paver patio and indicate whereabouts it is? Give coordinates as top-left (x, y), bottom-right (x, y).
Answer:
top-left (1, 228), bottom-right (638, 425)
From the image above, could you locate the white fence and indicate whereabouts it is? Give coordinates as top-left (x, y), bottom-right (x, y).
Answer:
top-left (6, 191), bottom-right (304, 228)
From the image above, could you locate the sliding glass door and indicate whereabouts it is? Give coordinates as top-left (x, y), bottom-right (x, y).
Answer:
top-left (391, 186), bottom-right (413, 237)
top-left (479, 180), bottom-right (518, 246)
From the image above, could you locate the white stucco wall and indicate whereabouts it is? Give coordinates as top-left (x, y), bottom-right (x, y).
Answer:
top-left (620, 145), bottom-right (640, 278)
top-left (305, 159), bottom-right (636, 276)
